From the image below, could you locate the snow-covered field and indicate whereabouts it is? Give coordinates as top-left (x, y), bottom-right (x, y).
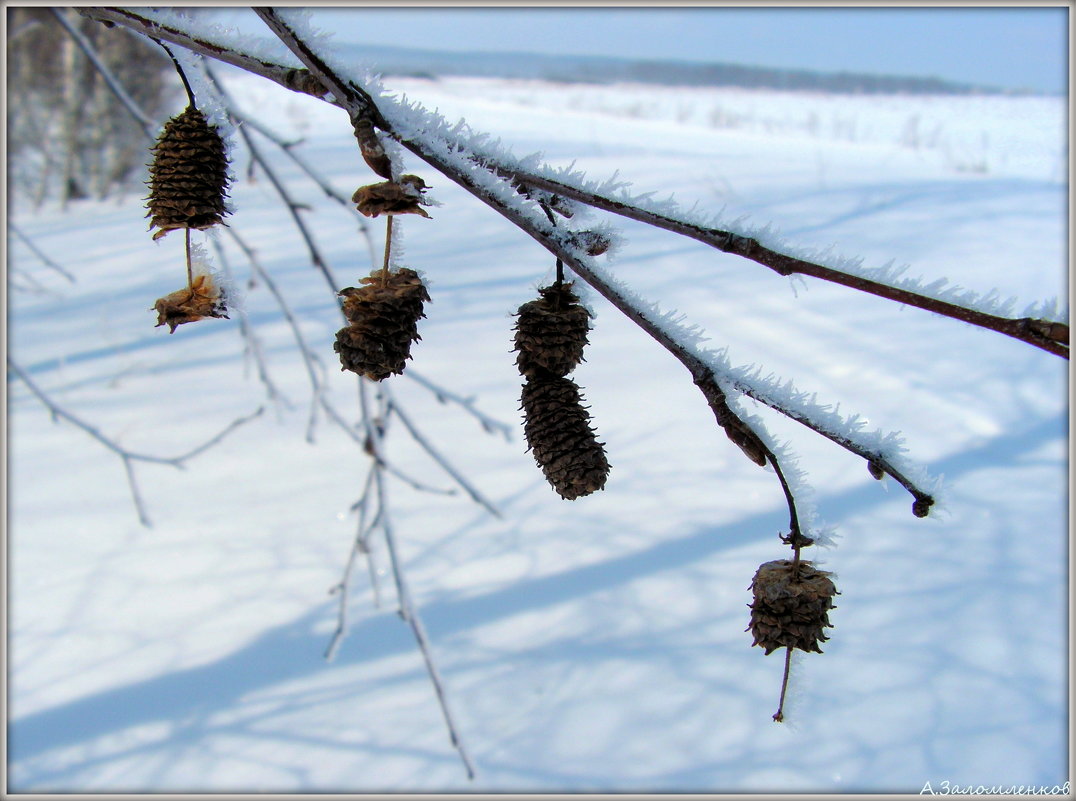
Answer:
top-left (7, 67), bottom-right (1068, 793)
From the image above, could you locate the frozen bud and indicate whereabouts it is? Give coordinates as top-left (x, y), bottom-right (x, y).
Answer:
top-left (868, 460), bottom-right (885, 480)
top-left (353, 117), bottom-right (393, 180)
top-left (912, 497), bottom-right (933, 518)
top-left (283, 68), bottom-right (327, 97)
top-left (568, 230), bottom-right (612, 256)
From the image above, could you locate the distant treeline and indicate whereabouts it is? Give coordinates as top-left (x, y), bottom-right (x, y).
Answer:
top-left (347, 44), bottom-right (1026, 96)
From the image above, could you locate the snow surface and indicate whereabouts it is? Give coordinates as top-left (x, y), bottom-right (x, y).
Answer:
top-left (8, 65), bottom-right (1068, 793)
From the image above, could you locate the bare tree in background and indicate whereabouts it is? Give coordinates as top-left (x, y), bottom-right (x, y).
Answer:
top-left (7, 7), bottom-right (171, 207)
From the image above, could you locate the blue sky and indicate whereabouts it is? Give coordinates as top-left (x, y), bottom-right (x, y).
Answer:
top-left (216, 7), bottom-right (1068, 94)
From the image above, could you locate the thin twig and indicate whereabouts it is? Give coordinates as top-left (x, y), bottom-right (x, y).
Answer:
top-left (202, 62), bottom-right (378, 270)
top-left (210, 235), bottom-right (291, 409)
top-left (50, 7), bottom-right (158, 138)
top-left (326, 465), bottom-right (380, 661)
top-left (773, 647), bottom-right (793, 722)
top-left (222, 227), bottom-right (325, 442)
top-left (9, 357), bottom-right (263, 526)
top-left (405, 369), bottom-right (514, 441)
top-left (373, 466), bottom-right (478, 780)
top-left (384, 389), bottom-right (502, 519)
top-left (10, 223), bottom-right (77, 282)
top-left (88, 5), bottom-right (1066, 358)
top-left (209, 76), bottom-right (342, 301)
top-left (155, 38), bottom-right (197, 109)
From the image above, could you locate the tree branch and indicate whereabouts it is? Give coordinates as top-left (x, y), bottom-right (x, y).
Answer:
top-left (10, 222), bottom-right (77, 283)
top-left (9, 356), bottom-right (264, 526)
top-left (77, 8), bottom-right (328, 99)
top-left (85, 6), bottom-right (1065, 359)
top-left (252, 6), bottom-right (939, 526)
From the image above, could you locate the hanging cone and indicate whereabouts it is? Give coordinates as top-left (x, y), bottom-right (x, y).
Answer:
top-left (146, 106), bottom-right (230, 241)
top-left (747, 560), bottom-right (837, 655)
top-left (334, 267), bottom-right (430, 380)
top-left (521, 375), bottom-right (610, 499)
top-left (513, 282), bottom-right (591, 378)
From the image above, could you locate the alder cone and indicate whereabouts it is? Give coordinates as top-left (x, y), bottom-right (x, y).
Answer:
top-left (146, 106), bottom-right (230, 240)
top-left (748, 560), bottom-right (837, 655)
top-left (521, 375), bottom-right (610, 499)
top-left (513, 282), bottom-right (591, 378)
top-left (334, 268), bottom-right (430, 380)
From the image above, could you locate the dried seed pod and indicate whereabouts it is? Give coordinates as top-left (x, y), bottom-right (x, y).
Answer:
top-left (748, 560), bottom-right (837, 655)
top-left (353, 117), bottom-right (393, 180)
top-left (334, 267), bottom-right (430, 380)
top-left (146, 106), bottom-right (230, 240)
top-left (352, 175), bottom-right (431, 218)
top-left (521, 375), bottom-right (610, 499)
top-left (153, 273), bottom-right (229, 333)
top-left (513, 282), bottom-right (591, 378)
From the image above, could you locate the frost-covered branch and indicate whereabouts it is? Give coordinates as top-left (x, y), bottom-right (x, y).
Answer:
top-left (202, 62), bottom-right (379, 270)
top-left (8, 357), bottom-right (264, 527)
top-left (77, 7), bottom-right (327, 99)
top-left (253, 7), bottom-right (945, 522)
top-left (478, 166), bottom-right (1069, 358)
top-left (84, 6), bottom-right (1066, 358)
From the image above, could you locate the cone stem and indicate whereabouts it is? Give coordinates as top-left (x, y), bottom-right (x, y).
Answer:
top-left (773, 646), bottom-right (793, 722)
top-left (382, 215), bottom-right (394, 286)
top-left (185, 227), bottom-right (194, 293)
top-left (155, 39), bottom-right (197, 109)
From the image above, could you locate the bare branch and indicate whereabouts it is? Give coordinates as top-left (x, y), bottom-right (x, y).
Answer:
top-left (9, 357), bottom-right (264, 526)
top-left (10, 222), bottom-right (77, 283)
top-left (221, 227), bottom-right (326, 442)
top-left (52, 7), bottom-right (159, 138)
top-left (385, 388), bottom-right (502, 519)
top-left (78, 8), bottom-right (327, 100)
top-left (326, 465), bottom-right (380, 661)
top-left (372, 467), bottom-right (477, 780)
top-left (210, 236), bottom-right (291, 410)
top-left (405, 369), bottom-right (514, 442)
top-left (87, 6), bottom-right (1064, 359)
top-left (202, 62), bottom-right (379, 269)
top-left (456, 161), bottom-right (1069, 359)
